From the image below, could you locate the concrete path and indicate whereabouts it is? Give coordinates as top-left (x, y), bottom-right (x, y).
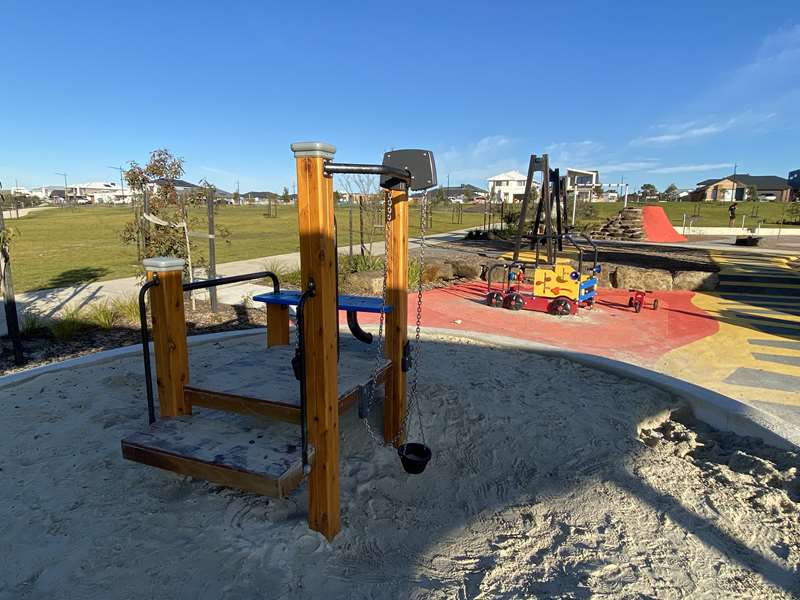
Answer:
top-left (9, 228), bottom-right (472, 320)
top-left (1, 206), bottom-right (55, 220)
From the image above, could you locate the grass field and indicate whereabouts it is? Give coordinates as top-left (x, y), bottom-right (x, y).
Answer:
top-left (8, 204), bottom-right (486, 292)
top-left (7, 200), bottom-right (797, 293)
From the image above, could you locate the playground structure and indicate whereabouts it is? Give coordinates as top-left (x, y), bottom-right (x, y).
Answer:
top-left (121, 142), bottom-right (437, 540)
top-left (486, 153), bottom-right (600, 315)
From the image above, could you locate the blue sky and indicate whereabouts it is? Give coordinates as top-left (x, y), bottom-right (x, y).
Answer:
top-left (1, 1), bottom-right (798, 194)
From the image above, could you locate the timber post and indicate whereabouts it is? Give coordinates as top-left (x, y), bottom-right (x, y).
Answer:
top-left (143, 257), bottom-right (190, 418)
top-left (384, 187), bottom-right (409, 445)
top-left (291, 142), bottom-right (341, 540)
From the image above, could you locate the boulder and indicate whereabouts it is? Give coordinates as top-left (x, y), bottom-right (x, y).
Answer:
top-left (672, 271), bottom-right (719, 291)
top-left (422, 260), bottom-right (454, 283)
top-left (445, 257), bottom-right (483, 279)
top-left (612, 265), bottom-right (673, 291)
top-left (594, 264), bottom-right (614, 288)
top-left (345, 270), bottom-right (383, 294)
top-left (481, 262), bottom-right (509, 283)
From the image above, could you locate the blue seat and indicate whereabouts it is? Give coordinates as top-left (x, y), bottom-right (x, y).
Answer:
top-left (253, 291), bottom-right (392, 314)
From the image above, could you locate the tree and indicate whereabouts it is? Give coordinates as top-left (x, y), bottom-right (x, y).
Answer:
top-left (640, 183), bottom-right (658, 198)
top-left (121, 148), bottom-right (226, 281)
top-left (746, 185), bottom-right (759, 202)
top-left (663, 183), bottom-right (679, 201)
top-left (463, 186), bottom-right (475, 202)
top-left (281, 187), bottom-right (290, 203)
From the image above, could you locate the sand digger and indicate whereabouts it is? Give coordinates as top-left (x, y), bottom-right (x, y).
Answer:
top-left (485, 153), bottom-right (600, 316)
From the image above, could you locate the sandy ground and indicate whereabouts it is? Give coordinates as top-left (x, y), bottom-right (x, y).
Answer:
top-left (2, 332), bottom-right (799, 599)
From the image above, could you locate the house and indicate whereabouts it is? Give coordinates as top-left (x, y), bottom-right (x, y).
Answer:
top-left (693, 174), bottom-right (792, 202)
top-left (73, 181), bottom-right (130, 204)
top-left (565, 168), bottom-right (600, 202)
top-left (147, 178), bottom-right (200, 195)
top-left (486, 170), bottom-right (527, 202)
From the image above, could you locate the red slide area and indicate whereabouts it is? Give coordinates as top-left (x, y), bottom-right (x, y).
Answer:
top-left (642, 205), bottom-right (687, 243)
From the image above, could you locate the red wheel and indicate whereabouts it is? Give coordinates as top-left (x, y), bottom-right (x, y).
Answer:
top-left (549, 297), bottom-right (573, 316)
top-left (505, 293), bottom-right (524, 311)
top-left (652, 298), bottom-right (659, 310)
top-left (627, 297), bottom-right (634, 308)
top-left (486, 291), bottom-right (504, 308)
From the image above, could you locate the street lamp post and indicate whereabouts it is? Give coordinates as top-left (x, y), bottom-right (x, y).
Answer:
top-left (107, 166), bottom-right (126, 204)
top-left (55, 172), bottom-right (69, 207)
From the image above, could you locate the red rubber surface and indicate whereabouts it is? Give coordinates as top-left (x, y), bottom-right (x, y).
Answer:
top-left (642, 205), bottom-right (687, 243)
top-left (343, 282), bottom-right (718, 366)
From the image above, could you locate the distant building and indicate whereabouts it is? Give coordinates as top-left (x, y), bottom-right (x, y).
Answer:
top-left (564, 168), bottom-right (600, 202)
top-left (147, 178), bottom-right (200, 195)
top-left (693, 174), bottom-right (792, 202)
top-left (487, 170), bottom-right (527, 202)
top-left (74, 181), bottom-right (129, 204)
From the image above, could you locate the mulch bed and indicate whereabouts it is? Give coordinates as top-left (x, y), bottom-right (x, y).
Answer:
top-left (0, 301), bottom-right (269, 377)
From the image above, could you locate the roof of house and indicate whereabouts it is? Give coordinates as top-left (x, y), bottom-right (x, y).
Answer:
top-left (151, 178), bottom-right (199, 189)
top-left (487, 170), bottom-right (527, 182)
top-left (76, 181), bottom-right (120, 190)
top-left (696, 174), bottom-right (789, 190)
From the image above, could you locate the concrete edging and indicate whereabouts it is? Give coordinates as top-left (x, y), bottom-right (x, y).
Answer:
top-left (2, 325), bottom-right (796, 451)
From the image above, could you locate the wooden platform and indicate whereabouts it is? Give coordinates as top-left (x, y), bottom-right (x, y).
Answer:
top-left (122, 335), bottom-right (386, 497)
top-left (122, 415), bottom-right (311, 497)
top-left (185, 336), bottom-right (388, 415)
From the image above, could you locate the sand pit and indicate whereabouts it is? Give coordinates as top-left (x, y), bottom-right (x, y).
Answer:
top-left (2, 332), bottom-right (799, 599)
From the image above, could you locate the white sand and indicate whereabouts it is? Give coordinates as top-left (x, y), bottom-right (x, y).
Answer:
top-left (2, 332), bottom-right (798, 599)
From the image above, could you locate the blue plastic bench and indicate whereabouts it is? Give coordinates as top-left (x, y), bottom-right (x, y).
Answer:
top-left (252, 291), bottom-right (392, 314)
top-left (253, 291), bottom-right (391, 344)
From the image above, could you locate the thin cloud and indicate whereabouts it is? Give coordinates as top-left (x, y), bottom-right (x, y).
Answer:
top-left (590, 160), bottom-right (660, 173)
top-left (630, 120), bottom-right (734, 146)
top-left (630, 111), bottom-right (776, 146)
top-left (647, 163), bottom-right (734, 174)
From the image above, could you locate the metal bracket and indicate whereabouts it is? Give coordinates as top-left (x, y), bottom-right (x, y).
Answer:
top-left (380, 149), bottom-right (437, 191)
top-left (401, 340), bottom-right (412, 372)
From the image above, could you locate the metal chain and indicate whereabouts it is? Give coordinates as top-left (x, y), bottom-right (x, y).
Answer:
top-left (361, 187), bottom-right (428, 447)
top-left (409, 190), bottom-right (427, 443)
top-left (361, 188), bottom-right (393, 445)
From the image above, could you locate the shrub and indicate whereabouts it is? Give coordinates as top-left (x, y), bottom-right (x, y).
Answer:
top-left (408, 258), bottom-right (422, 289)
top-left (264, 260), bottom-right (302, 288)
top-left (21, 310), bottom-right (48, 337)
top-left (51, 305), bottom-right (87, 340)
top-left (85, 300), bottom-right (122, 329)
top-left (340, 253), bottom-right (384, 273)
top-left (112, 295), bottom-right (140, 324)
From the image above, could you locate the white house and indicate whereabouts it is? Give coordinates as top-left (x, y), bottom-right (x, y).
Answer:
top-left (486, 170), bottom-right (527, 202)
top-left (74, 181), bottom-right (130, 204)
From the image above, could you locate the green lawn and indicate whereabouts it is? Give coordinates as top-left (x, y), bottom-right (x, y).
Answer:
top-left (572, 200), bottom-right (799, 230)
top-left (7, 204), bottom-right (486, 292)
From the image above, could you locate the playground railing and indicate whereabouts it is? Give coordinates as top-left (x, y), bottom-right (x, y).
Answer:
top-left (138, 270), bottom-right (281, 424)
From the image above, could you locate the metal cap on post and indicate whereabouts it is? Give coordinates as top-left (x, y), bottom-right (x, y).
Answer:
top-left (291, 142), bottom-right (336, 159)
top-left (143, 256), bottom-right (185, 273)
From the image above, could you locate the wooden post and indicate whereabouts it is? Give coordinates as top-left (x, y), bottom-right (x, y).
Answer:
top-left (143, 257), bottom-right (190, 418)
top-left (291, 142), bottom-right (340, 540)
top-left (266, 304), bottom-right (289, 347)
top-left (384, 187), bottom-right (408, 445)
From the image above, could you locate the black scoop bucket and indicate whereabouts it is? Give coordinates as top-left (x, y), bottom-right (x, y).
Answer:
top-left (398, 443), bottom-right (432, 474)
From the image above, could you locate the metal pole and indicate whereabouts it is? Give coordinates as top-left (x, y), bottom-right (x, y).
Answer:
top-left (13, 179), bottom-right (19, 219)
top-left (206, 188), bottom-right (218, 312)
top-left (0, 186), bottom-right (24, 365)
